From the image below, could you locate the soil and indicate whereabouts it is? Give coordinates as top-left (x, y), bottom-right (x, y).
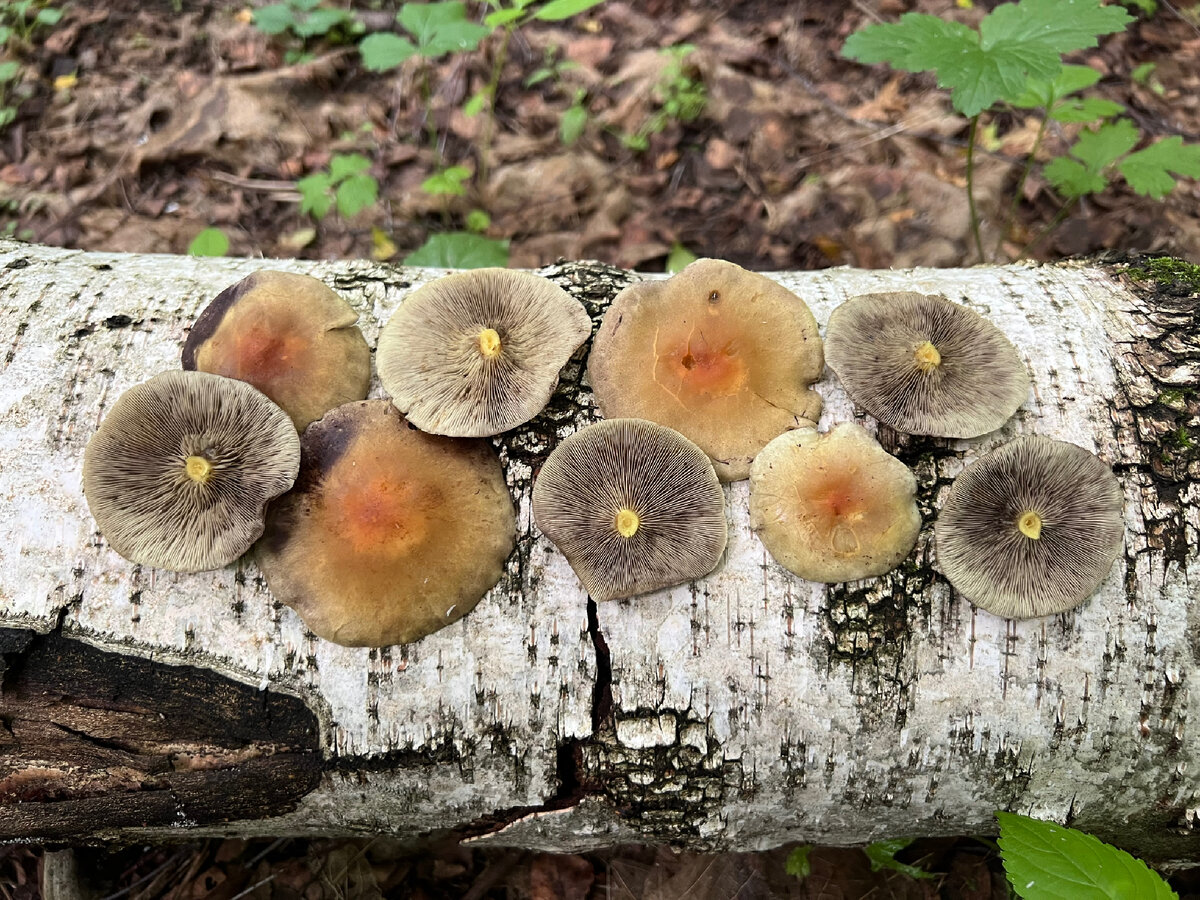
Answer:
top-left (2, 1), bottom-right (1200, 896)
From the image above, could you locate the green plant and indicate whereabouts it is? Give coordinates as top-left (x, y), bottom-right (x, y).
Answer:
top-left (420, 165), bottom-right (472, 197)
top-left (784, 845), bottom-right (812, 880)
top-left (358, 1), bottom-right (490, 71)
top-left (864, 839), bottom-right (936, 880)
top-left (187, 227), bottom-right (230, 257)
top-left (842, 0), bottom-right (1200, 262)
top-left (0, 60), bottom-right (21, 130)
top-left (297, 153), bottom-right (379, 220)
top-left (403, 232), bottom-right (509, 267)
top-left (621, 44), bottom-right (706, 151)
top-left (997, 812), bottom-right (1176, 898)
top-left (0, 0), bottom-right (62, 47)
top-left (253, 0), bottom-right (362, 63)
top-left (666, 241), bottom-right (696, 273)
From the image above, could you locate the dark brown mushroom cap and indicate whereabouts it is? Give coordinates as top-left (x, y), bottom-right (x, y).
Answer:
top-left (749, 423), bottom-right (921, 583)
top-left (824, 292), bottom-right (1029, 438)
top-left (82, 370), bottom-right (300, 573)
top-left (182, 270), bottom-right (371, 432)
top-left (532, 418), bottom-right (727, 602)
top-left (934, 436), bottom-right (1124, 618)
top-left (588, 258), bottom-right (824, 482)
top-left (257, 400), bottom-right (515, 646)
top-left (376, 268), bottom-right (592, 437)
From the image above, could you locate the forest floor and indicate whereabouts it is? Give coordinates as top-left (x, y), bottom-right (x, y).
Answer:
top-left (2, 0), bottom-right (1200, 897)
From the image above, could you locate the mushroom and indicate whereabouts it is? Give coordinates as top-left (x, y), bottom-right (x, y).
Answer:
top-left (82, 370), bottom-right (300, 572)
top-left (749, 423), bottom-right (921, 583)
top-left (588, 258), bottom-right (823, 481)
top-left (824, 292), bottom-right (1029, 438)
top-left (376, 268), bottom-right (592, 437)
top-left (532, 418), bottom-right (727, 602)
top-left (256, 400), bottom-right (515, 646)
top-left (934, 435), bottom-right (1124, 619)
top-left (182, 270), bottom-right (371, 432)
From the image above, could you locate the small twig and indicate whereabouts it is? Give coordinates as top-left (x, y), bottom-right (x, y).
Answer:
top-left (965, 115), bottom-right (986, 263)
top-left (996, 113), bottom-right (1050, 259)
top-left (209, 172), bottom-right (301, 193)
top-left (244, 838), bottom-right (289, 870)
top-left (227, 874), bottom-right (275, 900)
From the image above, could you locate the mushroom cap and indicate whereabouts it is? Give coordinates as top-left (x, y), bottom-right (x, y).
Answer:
top-left (934, 435), bottom-right (1124, 619)
top-left (82, 370), bottom-right (300, 572)
top-left (376, 268), bottom-right (592, 437)
top-left (532, 418), bottom-right (727, 602)
top-left (749, 423), bottom-right (921, 583)
top-left (256, 400), bottom-right (516, 646)
top-left (588, 258), bottom-right (824, 482)
top-left (182, 270), bottom-right (371, 432)
top-left (824, 292), bottom-right (1029, 438)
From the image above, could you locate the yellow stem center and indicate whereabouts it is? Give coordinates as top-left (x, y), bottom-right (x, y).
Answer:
top-left (185, 455), bottom-right (214, 484)
top-left (615, 508), bottom-right (640, 538)
top-left (914, 340), bottom-right (942, 373)
top-left (1018, 511), bottom-right (1043, 540)
top-left (478, 327), bottom-right (502, 359)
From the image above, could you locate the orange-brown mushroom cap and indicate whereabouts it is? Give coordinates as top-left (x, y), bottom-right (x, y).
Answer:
top-left (256, 400), bottom-right (515, 647)
top-left (824, 292), bottom-right (1029, 438)
top-left (588, 258), bottom-right (823, 481)
top-left (182, 271), bottom-right (371, 432)
top-left (749, 423), bottom-right (921, 583)
top-left (376, 268), bottom-right (592, 437)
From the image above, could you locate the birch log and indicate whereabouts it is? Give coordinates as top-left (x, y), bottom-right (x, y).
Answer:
top-left (0, 240), bottom-right (1196, 860)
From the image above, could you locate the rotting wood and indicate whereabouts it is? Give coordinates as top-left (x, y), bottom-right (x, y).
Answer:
top-left (0, 241), bottom-right (1196, 860)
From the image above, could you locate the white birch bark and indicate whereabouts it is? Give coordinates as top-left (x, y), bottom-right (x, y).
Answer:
top-left (0, 241), bottom-right (1195, 860)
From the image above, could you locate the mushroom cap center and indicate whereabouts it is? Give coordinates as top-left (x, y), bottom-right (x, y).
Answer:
top-left (1018, 510), bottom-right (1043, 540)
top-left (657, 328), bottom-right (748, 401)
top-left (914, 340), bottom-right (942, 373)
top-left (478, 327), bottom-right (503, 359)
top-left (615, 507), bottom-right (641, 538)
top-left (184, 455), bottom-right (214, 484)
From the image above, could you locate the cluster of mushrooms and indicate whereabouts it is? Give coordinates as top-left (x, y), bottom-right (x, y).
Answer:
top-left (82, 259), bottom-right (1125, 648)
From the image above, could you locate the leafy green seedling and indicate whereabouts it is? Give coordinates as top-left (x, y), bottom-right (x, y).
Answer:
top-left (0, 1), bottom-right (62, 46)
top-left (622, 43), bottom-right (706, 151)
top-left (360, 1), bottom-right (491, 71)
top-left (297, 153), bottom-right (379, 220)
top-left (421, 165), bottom-right (472, 197)
top-left (666, 241), bottom-right (696, 273)
top-left (187, 227), bottom-right (230, 257)
top-left (559, 88), bottom-right (589, 146)
top-left (1047, 119), bottom-right (1200, 199)
top-left (0, 60), bottom-right (21, 130)
top-left (465, 209), bottom-right (491, 233)
top-left (864, 839), bottom-right (937, 881)
top-left (254, 0), bottom-right (357, 40)
top-left (1011, 64), bottom-right (1123, 124)
top-left (784, 845), bottom-right (812, 880)
top-left (404, 232), bottom-right (510, 268)
top-left (997, 811), bottom-right (1176, 899)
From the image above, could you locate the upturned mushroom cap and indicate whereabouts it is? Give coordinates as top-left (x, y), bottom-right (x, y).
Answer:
top-left (182, 270), bottom-right (371, 432)
top-left (376, 268), bottom-right (592, 437)
top-left (749, 423), bottom-right (921, 583)
top-left (82, 370), bottom-right (300, 572)
top-left (532, 418), bottom-right (727, 602)
top-left (257, 400), bottom-right (515, 646)
top-left (934, 435), bottom-right (1124, 619)
top-left (824, 292), bottom-right (1029, 438)
top-left (588, 258), bottom-right (824, 482)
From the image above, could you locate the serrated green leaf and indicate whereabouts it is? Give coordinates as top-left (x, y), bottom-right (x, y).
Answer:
top-left (335, 173), bottom-right (378, 217)
top-left (187, 227), bottom-right (230, 257)
top-left (1071, 119), bottom-right (1138, 171)
top-left (980, 0), bottom-right (1131, 55)
top-left (1049, 96), bottom-right (1122, 123)
top-left (784, 845), bottom-right (812, 880)
top-left (864, 839), bottom-right (938, 880)
top-left (421, 165), bottom-right (472, 196)
top-left (997, 812), bottom-right (1177, 899)
top-left (534, 0), bottom-right (606, 21)
top-left (1015, 64), bottom-right (1103, 107)
top-left (297, 173), bottom-right (333, 219)
top-left (403, 232), bottom-right (509, 268)
top-left (926, 40), bottom-right (1054, 115)
top-left (359, 32), bottom-right (417, 71)
top-left (842, 14), bottom-right (976, 71)
top-left (399, 1), bottom-right (490, 56)
top-left (253, 4), bottom-right (296, 35)
top-left (1045, 156), bottom-right (1106, 197)
top-left (1118, 136), bottom-right (1200, 199)
top-left (329, 153), bottom-right (371, 182)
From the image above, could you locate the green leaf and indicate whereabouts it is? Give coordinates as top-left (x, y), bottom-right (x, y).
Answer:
top-left (997, 812), bottom-right (1177, 899)
top-left (187, 227), bottom-right (230, 257)
top-left (359, 32), bottom-right (417, 71)
top-left (462, 90), bottom-right (488, 117)
top-left (666, 241), bottom-right (696, 273)
top-left (399, 2), bottom-right (490, 56)
top-left (404, 232), bottom-right (510, 268)
top-left (559, 102), bottom-right (587, 145)
top-left (35, 7), bottom-right (63, 26)
top-left (1118, 136), bottom-right (1200, 199)
top-left (784, 845), bottom-right (812, 880)
top-left (421, 165), bottom-right (472, 196)
top-left (1049, 96), bottom-right (1123, 123)
top-left (1130, 61), bottom-right (1156, 84)
top-left (328, 153), bottom-right (371, 182)
top-left (297, 172), bottom-right (333, 219)
top-left (253, 4), bottom-right (296, 35)
top-left (0, 62), bottom-right (21, 83)
top-left (1045, 156), bottom-right (1107, 197)
top-left (1014, 64), bottom-right (1103, 107)
top-left (465, 208), bottom-right (491, 233)
top-left (335, 173), bottom-right (379, 217)
top-left (980, 0), bottom-right (1131, 56)
top-left (293, 7), bottom-right (351, 38)
top-left (842, 14), bottom-right (974, 70)
top-left (1071, 119), bottom-right (1138, 171)
top-left (484, 7), bottom-right (524, 26)
top-left (534, 0), bottom-right (606, 21)
top-left (0, 107), bottom-right (16, 129)
top-left (864, 839), bottom-right (937, 880)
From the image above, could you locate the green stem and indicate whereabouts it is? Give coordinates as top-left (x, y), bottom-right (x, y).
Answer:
top-left (996, 112), bottom-right (1049, 260)
top-left (476, 25), bottom-right (513, 188)
top-left (965, 115), bottom-right (986, 264)
top-left (420, 69), bottom-right (438, 158)
top-left (1020, 196), bottom-right (1078, 260)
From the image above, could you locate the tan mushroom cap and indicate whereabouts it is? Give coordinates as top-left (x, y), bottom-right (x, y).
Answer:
top-left (82, 370), bottom-right (300, 573)
top-left (588, 258), bottom-right (823, 481)
top-left (182, 271), bottom-right (371, 432)
top-left (376, 268), bottom-right (592, 437)
top-left (749, 423), bottom-right (921, 583)
top-left (824, 292), bottom-right (1029, 438)
top-left (934, 436), bottom-right (1124, 619)
top-left (532, 418), bottom-right (727, 602)
top-left (257, 400), bottom-right (515, 646)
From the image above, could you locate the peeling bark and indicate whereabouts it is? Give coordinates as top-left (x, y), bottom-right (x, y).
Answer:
top-left (0, 241), bottom-right (1196, 860)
